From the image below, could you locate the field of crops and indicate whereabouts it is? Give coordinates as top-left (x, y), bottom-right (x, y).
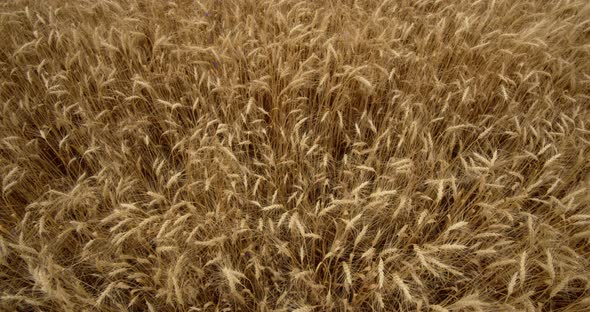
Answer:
top-left (1, 0), bottom-right (589, 310)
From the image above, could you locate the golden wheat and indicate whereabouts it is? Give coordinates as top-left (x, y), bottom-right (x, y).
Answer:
top-left (1, 0), bottom-right (590, 311)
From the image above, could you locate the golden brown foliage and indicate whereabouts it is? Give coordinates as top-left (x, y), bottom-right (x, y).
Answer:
top-left (1, 0), bottom-right (590, 311)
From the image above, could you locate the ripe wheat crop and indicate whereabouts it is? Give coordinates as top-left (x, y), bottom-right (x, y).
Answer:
top-left (1, 0), bottom-right (590, 311)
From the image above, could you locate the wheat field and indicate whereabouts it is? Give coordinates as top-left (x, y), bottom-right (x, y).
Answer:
top-left (1, 0), bottom-right (590, 311)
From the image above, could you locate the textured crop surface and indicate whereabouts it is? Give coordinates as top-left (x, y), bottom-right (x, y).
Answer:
top-left (1, 0), bottom-right (590, 311)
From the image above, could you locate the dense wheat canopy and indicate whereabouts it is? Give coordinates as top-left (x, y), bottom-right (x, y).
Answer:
top-left (1, 0), bottom-right (590, 310)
